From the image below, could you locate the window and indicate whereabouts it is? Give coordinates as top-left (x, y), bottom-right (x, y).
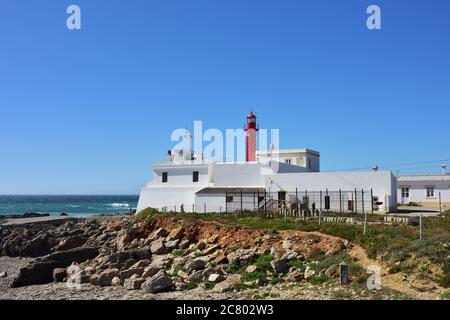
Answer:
top-left (162, 172), bottom-right (168, 183)
top-left (426, 186), bottom-right (435, 198)
top-left (401, 187), bottom-right (410, 198)
top-left (226, 196), bottom-right (233, 203)
top-left (193, 171), bottom-right (199, 182)
top-left (285, 159), bottom-right (291, 164)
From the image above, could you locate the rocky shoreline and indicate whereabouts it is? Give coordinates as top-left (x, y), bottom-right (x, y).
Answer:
top-left (0, 214), bottom-right (410, 300)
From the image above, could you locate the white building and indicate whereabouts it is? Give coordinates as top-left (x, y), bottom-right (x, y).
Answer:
top-left (397, 171), bottom-right (450, 209)
top-left (256, 149), bottom-right (320, 172)
top-left (137, 114), bottom-right (397, 214)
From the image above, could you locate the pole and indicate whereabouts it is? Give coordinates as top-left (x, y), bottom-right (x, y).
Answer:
top-left (371, 188), bottom-right (374, 215)
top-left (192, 203), bottom-right (195, 213)
top-left (225, 192), bottom-right (228, 214)
top-left (354, 188), bottom-right (358, 214)
top-left (296, 188), bottom-right (298, 217)
top-left (339, 189), bottom-right (342, 214)
top-left (362, 189), bottom-right (365, 214)
top-left (419, 214), bottom-right (423, 240)
top-left (257, 190), bottom-right (260, 218)
top-left (319, 190), bottom-right (322, 225)
top-left (240, 189), bottom-right (243, 214)
top-left (204, 202), bottom-right (206, 214)
top-left (264, 190), bottom-right (267, 217)
top-left (439, 192), bottom-right (442, 214)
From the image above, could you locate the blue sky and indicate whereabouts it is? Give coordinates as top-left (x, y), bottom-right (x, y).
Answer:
top-left (1, 0), bottom-right (449, 194)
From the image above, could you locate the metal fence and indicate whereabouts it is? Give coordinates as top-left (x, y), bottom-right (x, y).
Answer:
top-left (224, 188), bottom-right (377, 216)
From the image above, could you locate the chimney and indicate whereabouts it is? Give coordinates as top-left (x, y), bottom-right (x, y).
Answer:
top-left (372, 165), bottom-right (378, 172)
top-left (442, 163), bottom-right (447, 175)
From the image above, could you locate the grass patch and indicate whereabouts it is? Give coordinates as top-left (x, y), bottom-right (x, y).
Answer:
top-left (186, 281), bottom-right (198, 290)
top-left (172, 249), bottom-right (185, 257)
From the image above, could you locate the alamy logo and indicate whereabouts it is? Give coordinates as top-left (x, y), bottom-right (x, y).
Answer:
top-left (66, 263), bottom-right (83, 290)
top-left (366, 265), bottom-right (382, 290)
top-left (366, 5), bottom-right (381, 30)
top-left (66, 5), bottom-right (81, 30)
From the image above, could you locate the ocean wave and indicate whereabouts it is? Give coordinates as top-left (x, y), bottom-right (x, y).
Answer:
top-left (108, 203), bottom-right (130, 208)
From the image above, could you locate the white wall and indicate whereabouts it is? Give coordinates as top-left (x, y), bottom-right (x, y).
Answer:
top-left (194, 193), bottom-right (226, 213)
top-left (213, 163), bottom-right (265, 187)
top-left (151, 164), bottom-right (209, 187)
top-left (137, 186), bottom-right (204, 212)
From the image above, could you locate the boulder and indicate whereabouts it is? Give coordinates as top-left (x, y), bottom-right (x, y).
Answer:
top-left (167, 227), bottom-right (184, 240)
top-left (213, 254), bottom-right (228, 265)
top-left (179, 239), bottom-right (190, 249)
top-left (285, 269), bottom-right (304, 282)
top-left (97, 268), bottom-right (119, 287)
top-left (150, 240), bottom-right (167, 255)
top-left (142, 256), bottom-right (172, 278)
top-left (324, 265), bottom-right (338, 279)
top-left (185, 259), bottom-right (206, 271)
top-left (165, 239), bottom-right (180, 251)
top-left (281, 250), bottom-right (298, 261)
top-left (196, 241), bottom-right (207, 250)
top-left (124, 277), bottom-right (146, 290)
top-left (52, 268), bottom-right (67, 282)
top-left (208, 273), bottom-right (225, 283)
top-left (141, 270), bottom-right (174, 293)
top-left (227, 249), bottom-right (259, 267)
top-left (130, 259), bottom-right (151, 269)
top-left (111, 276), bottom-right (121, 286)
top-left (119, 267), bottom-right (144, 281)
top-left (146, 228), bottom-right (168, 244)
top-left (304, 266), bottom-right (316, 280)
top-left (0, 271), bottom-right (7, 278)
top-left (213, 274), bottom-right (241, 293)
top-left (270, 259), bottom-right (289, 274)
top-left (204, 244), bottom-right (221, 255)
top-left (54, 235), bottom-right (86, 251)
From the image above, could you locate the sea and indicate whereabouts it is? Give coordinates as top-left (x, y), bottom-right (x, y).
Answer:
top-left (0, 195), bottom-right (139, 217)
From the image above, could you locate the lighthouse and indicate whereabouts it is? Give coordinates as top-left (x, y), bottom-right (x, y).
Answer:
top-left (245, 112), bottom-right (258, 162)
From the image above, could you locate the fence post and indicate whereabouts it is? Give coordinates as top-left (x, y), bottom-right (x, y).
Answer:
top-left (439, 192), bottom-right (442, 214)
top-left (319, 190), bottom-right (322, 225)
top-left (362, 189), bottom-right (365, 214)
top-left (371, 188), bottom-right (374, 215)
top-left (295, 188), bottom-right (298, 217)
top-left (339, 189), bottom-right (342, 214)
top-left (240, 189), bottom-right (243, 214)
top-left (257, 190), bottom-right (260, 218)
top-left (354, 188), bottom-right (358, 214)
top-left (419, 214), bottom-right (423, 240)
top-left (253, 191), bottom-right (256, 211)
top-left (264, 190), bottom-right (267, 217)
top-left (192, 203), bottom-right (195, 213)
top-left (204, 202), bottom-right (206, 214)
top-left (225, 192), bottom-right (228, 214)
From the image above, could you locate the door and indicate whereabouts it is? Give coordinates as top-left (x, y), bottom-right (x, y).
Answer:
top-left (401, 186), bottom-right (410, 204)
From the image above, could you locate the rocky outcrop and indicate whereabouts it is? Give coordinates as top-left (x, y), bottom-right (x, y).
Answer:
top-left (2, 214), bottom-right (350, 295)
top-left (11, 247), bottom-right (99, 287)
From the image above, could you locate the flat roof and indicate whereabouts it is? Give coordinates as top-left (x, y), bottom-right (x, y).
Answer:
top-left (397, 174), bottom-right (450, 182)
top-left (256, 148), bottom-right (320, 156)
top-left (196, 187), bottom-right (265, 194)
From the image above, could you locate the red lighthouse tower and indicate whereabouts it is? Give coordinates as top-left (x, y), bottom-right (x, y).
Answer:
top-left (245, 112), bottom-right (258, 162)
